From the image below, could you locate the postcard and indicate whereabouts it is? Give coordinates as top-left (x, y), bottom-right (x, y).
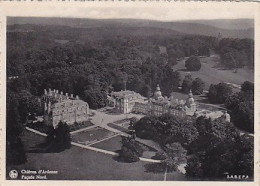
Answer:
top-left (0, 1), bottom-right (259, 186)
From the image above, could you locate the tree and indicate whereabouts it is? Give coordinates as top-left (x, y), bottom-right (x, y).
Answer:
top-left (185, 155), bottom-right (203, 178)
top-left (162, 143), bottom-right (187, 172)
top-left (186, 115), bottom-right (253, 180)
top-left (182, 74), bottom-right (193, 94)
top-left (208, 84), bottom-right (218, 103)
top-left (159, 114), bottom-right (198, 146)
top-left (192, 78), bottom-right (205, 95)
top-left (225, 91), bottom-right (254, 133)
top-left (208, 83), bottom-right (233, 104)
top-left (160, 66), bottom-right (181, 96)
top-left (186, 134), bottom-right (253, 180)
top-left (6, 92), bottom-right (27, 165)
top-left (167, 48), bottom-right (178, 66)
top-left (118, 136), bottom-right (144, 162)
top-left (135, 114), bottom-right (198, 147)
top-left (185, 56), bottom-right (201, 71)
top-left (198, 46), bottom-right (210, 57)
top-left (83, 89), bottom-right (107, 109)
top-left (46, 122), bottom-right (71, 152)
top-left (134, 116), bottom-right (159, 140)
top-left (241, 81), bottom-right (254, 93)
top-left (216, 83), bottom-right (233, 103)
top-left (56, 122), bottom-right (71, 150)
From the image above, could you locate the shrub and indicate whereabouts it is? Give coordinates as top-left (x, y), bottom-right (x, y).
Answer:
top-left (192, 78), bottom-right (205, 95)
top-left (208, 83), bottom-right (233, 104)
top-left (185, 56), bottom-right (201, 71)
top-left (119, 147), bottom-right (140, 163)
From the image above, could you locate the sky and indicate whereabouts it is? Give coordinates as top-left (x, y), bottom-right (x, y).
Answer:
top-left (3, 2), bottom-right (256, 21)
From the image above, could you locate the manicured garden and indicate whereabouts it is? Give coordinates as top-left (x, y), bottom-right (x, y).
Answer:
top-left (71, 127), bottom-right (116, 144)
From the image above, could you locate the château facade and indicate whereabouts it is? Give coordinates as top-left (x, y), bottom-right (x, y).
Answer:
top-left (107, 84), bottom-right (197, 117)
top-left (41, 89), bottom-right (89, 128)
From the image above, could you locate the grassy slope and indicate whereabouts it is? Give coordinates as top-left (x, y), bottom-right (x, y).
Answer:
top-left (173, 55), bottom-right (254, 90)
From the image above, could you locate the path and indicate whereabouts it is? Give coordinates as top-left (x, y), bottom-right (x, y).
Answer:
top-left (26, 127), bottom-right (47, 136)
top-left (70, 125), bottom-right (96, 135)
top-left (198, 102), bottom-right (226, 110)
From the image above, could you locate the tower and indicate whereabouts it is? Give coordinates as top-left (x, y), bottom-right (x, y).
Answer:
top-left (223, 111), bottom-right (231, 122)
top-left (123, 97), bottom-right (129, 114)
top-left (186, 90), bottom-right (196, 112)
top-left (154, 84), bottom-right (163, 101)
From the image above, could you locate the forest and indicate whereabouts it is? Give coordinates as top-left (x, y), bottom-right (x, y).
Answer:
top-left (8, 24), bottom-right (253, 106)
top-left (7, 24), bottom-right (219, 104)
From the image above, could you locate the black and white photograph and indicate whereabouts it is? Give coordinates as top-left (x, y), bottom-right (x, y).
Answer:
top-left (4, 2), bottom-right (256, 182)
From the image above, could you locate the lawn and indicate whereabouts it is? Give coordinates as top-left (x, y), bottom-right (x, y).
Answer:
top-left (173, 55), bottom-right (253, 90)
top-left (72, 127), bottom-right (116, 144)
top-left (92, 135), bottom-right (122, 152)
top-left (7, 130), bottom-right (186, 180)
top-left (197, 103), bottom-right (226, 112)
top-left (92, 134), bottom-right (158, 160)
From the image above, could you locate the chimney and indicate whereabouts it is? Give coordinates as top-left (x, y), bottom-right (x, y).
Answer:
top-left (71, 94), bottom-right (73, 98)
top-left (59, 95), bottom-right (62, 102)
top-left (56, 90), bottom-right (59, 94)
top-left (44, 89), bottom-right (47, 95)
top-left (66, 93), bottom-right (68, 97)
top-left (44, 102), bottom-right (47, 112)
top-left (47, 101), bottom-right (51, 114)
top-left (76, 95), bottom-right (79, 100)
top-left (48, 88), bottom-right (52, 96)
top-left (61, 91), bottom-right (63, 95)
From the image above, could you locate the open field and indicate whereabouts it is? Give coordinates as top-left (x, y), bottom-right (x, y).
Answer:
top-left (7, 130), bottom-right (185, 180)
top-left (173, 55), bottom-right (253, 90)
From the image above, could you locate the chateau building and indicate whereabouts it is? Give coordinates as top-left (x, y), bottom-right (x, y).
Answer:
top-left (107, 90), bottom-right (147, 114)
top-left (107, 85), bottom-right (231, 121)
top-left (107, 84), bottom-right (197, 117)
top-left (41, 88), bottom-right (89, 128)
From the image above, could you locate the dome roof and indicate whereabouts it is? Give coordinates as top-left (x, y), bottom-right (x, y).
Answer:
top-left (188, 90), bottom-right (193, 98)
top-left (154, 84), bottom-right (163, 100)
top-left (188, 97), bottom-right (195, 104)
top-left (187, 90), bottom-right (195, 104)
